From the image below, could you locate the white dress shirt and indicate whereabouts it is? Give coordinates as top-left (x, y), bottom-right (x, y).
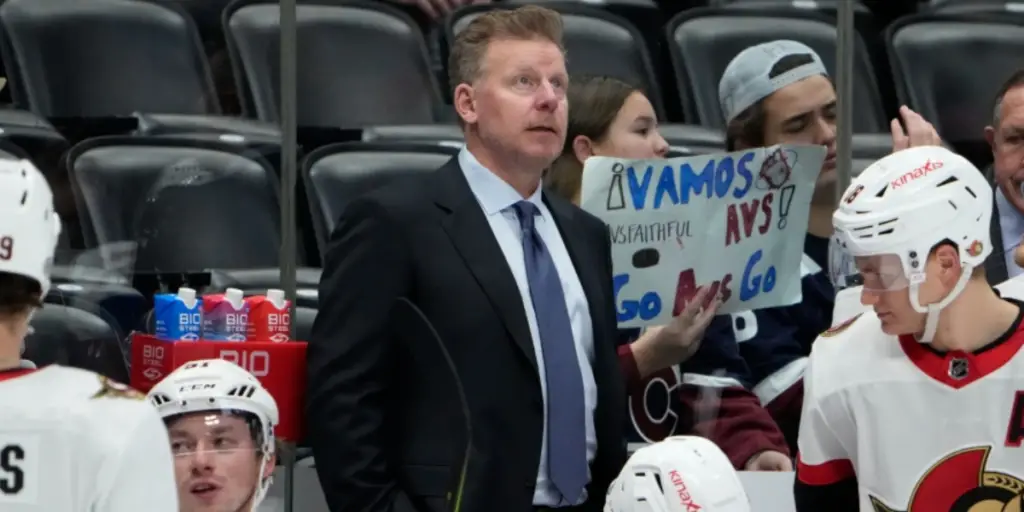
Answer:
top-left (459, 148), bottom-right (597, 506)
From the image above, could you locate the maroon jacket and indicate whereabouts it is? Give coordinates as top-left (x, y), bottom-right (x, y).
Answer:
top-left (617, 343), bottom-right (789, 468)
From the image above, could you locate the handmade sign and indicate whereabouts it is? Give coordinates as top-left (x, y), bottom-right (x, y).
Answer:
top-left (581, 144), bottom-right (826, 328)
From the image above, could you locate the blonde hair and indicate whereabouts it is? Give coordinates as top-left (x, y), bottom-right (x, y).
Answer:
top-left (447, 6), bottom-right (565, 91)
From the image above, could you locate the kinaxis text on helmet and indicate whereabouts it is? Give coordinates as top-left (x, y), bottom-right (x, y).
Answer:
top-left (668, 469), bottom-right (702, 511)
top-left (891, 159), bottom-right (943, 189)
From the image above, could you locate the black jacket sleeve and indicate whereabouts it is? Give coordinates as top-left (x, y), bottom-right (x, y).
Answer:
top-left (305, 197), bottom-right (416, 512)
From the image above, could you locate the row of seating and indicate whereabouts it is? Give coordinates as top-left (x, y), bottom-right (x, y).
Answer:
top-left (0, 0), bottom-right (1020, 145)
top-left (6, 117), bottom-right (891, 268)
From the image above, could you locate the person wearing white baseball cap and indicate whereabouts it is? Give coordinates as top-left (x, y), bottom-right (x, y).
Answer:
top-left (696, 39), bottom-right (945, 458)
top-left (148, 359), bottom-right (279, 512)
top-left (0, 158), bottom-right (179, 512)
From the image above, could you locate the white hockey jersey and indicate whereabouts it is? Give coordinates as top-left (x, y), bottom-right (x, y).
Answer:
top-left (795, 301), bottom-right (1024, 511)
top-left (0, 365), bottom-right (179, 511)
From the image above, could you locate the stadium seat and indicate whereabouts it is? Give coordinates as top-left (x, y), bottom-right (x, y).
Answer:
top-left (24, 303), bottom-right (129, 383)
top-left (666, 7), bottom-right (886, 132)
top-left (0, 0), bottom-right (220, 117)
top-left (445, 3), bottom-right (666, 119)
top-left (927, 0), bottom-right (1024, 15)
top-left (206, 268), bottom-right (322, 309)
top-left (301, 142), bottom-right (458, 256)
top-left (0, 109), bottom-right (67, 159)
top-left (362, 124), bottom-right (464, 148)
top-left (886, 14), bottom-right (1024, 144)
top-left (712, 0), bottom-right (875, 22)
top-left (66, 136), bottom-right (319, 291)
top-left (659, 124), bottom-right (726, 154)
top-left (223, 0), bottom-right (443, 128)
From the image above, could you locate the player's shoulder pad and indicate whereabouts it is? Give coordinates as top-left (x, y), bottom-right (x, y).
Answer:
top-left (90, 374), bottom-right (145, 401)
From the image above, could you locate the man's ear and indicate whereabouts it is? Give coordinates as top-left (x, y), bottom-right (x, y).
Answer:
top-left (984, 125), bottom-right (997, 152)
top-left (935, 244), bottom-right (963, 285)
top-left (572, 135), bottom-right (595, 165)
top-left (262, 450), bottom-right (276, 481)
top-left (453, 84), bottom-right (477, 125)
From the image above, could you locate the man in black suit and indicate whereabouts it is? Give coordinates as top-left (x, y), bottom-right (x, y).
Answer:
top-left (306, 6), bottom-right (627, 512)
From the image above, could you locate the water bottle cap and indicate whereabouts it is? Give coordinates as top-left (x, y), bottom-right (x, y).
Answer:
top-left (225, 288), bottom-right (244, 306)
top-left (178, 287), bottom-right (197, 306)
top-left (266, 289), bottom-right (285, 307)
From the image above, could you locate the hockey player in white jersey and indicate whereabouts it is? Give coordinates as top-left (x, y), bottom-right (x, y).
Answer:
top-left (605, 436), bottom-right (751, 512)
top-left (0, 159), bottom-right (178, 511)
top-left (795, 145), bottom-right (1024, 511)
top-left (148, 358), bottom-right (278, 512)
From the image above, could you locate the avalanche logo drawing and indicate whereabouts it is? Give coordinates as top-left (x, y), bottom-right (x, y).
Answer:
top-left (870, 446), bottom-right (1024, 512)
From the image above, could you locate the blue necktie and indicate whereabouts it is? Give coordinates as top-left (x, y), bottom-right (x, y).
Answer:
top-left (512, 201), bottom-right (588, 505)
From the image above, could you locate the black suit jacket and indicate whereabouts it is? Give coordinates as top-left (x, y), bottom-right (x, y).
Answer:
top-left (306, 157), bottom-right (627, 512)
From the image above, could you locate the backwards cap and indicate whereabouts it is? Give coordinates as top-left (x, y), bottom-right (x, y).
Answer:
top-left (718, 40), bottom-right (828, 123)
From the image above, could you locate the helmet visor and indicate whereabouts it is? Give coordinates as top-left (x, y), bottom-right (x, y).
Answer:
top-left (849, 253), bottom-right (911, 293)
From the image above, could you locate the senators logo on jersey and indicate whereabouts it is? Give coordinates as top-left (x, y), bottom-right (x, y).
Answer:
top-left (90, 375), bottom-right (145, 400)
top-left (869, 446), bottom-right (1024, 512)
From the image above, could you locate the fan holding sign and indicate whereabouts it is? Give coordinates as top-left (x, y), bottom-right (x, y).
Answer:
top-left (547, 75), bottom-right (791, 472)
top-left (580, 146), bottom-right (825, 326)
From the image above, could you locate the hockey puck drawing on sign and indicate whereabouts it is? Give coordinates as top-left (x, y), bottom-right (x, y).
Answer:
top-left (632, 247), bottom-right (659, 269)
top-left (756, 147), bottom-right (796, 190)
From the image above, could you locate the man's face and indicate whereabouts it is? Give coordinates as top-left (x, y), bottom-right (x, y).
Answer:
top-left (987, 85), bottom-right (1024, 214)
top-left (168, 412), bottom-right (266, 512)
top-left (761, 75), bottom-right (838, 195)
top-left (456, 37), bottom-right (568, 170)
top-left (855, 248), bottom-right (960, 336)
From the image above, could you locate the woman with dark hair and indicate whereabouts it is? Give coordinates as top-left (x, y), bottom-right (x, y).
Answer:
top-left (548, 75), bottom-right (792, 471)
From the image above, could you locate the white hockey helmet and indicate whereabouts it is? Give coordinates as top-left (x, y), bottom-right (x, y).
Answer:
top-left (0, 159), bottom-right (61, 295)
top-left (832, 145), bottom-right (991, 341)
top-left (148, 359), bottom-right (279, 510)
top-left (605, 436), bottom-right (751, 512)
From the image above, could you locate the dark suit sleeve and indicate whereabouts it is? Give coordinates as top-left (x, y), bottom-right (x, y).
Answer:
top-left (591, 222), bottom-right (629, 506)
top-left (307, 197), bottom-right (416, 512)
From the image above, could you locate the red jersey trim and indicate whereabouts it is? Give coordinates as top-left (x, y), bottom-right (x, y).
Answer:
top-left (0, 368), bottom-right (35, 383)
top-left (898, 299), bottom-right (1024, 389)
top-left (796, 453), bottom-right (855, 485)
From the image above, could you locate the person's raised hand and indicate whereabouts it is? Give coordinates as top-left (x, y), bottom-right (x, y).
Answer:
top-left (890, 105), bottom-right (942, 153)
top-left (744, 450), bottom-right (793, 471)
top-left (650, 286), bottom-right (722, 363)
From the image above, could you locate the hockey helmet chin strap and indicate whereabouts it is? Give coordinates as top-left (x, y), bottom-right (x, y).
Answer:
top-left (910, 263), bottom-right (974, 343)
top-left (247, 441), bottom-right (275, 511)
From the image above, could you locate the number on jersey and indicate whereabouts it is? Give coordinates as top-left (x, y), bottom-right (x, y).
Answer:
top-left (0, 444), bottom-right (23, 494)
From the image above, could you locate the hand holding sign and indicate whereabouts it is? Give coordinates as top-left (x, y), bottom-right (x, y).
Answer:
top-left (582, 145), bottom-right (825, 328)
top-left (649, 285), bottom-right (721, 363)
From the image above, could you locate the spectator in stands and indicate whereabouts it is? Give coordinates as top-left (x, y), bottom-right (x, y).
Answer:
top-left (545, 75), bottom-right (792, 471)
top-left (985, 70), bottom-right (1024, 280)
top-left (308, 6), bottom-right (626, 512)
top-left (706, 40), bottom-right (940, 454)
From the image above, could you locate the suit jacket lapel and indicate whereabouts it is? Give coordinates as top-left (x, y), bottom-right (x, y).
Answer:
top-left (433, 158), bottom-right (539, 375)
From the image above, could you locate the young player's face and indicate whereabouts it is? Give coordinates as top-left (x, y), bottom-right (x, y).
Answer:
top-left (855, 254), bottom-right (925, 335)
top-left (761, 76), bottom-right (838, 201)
top-left (168, 412), bottom-right (265, 512)
top-left (857, 247), bottom-right (964, 335)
